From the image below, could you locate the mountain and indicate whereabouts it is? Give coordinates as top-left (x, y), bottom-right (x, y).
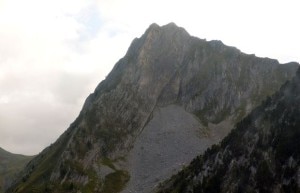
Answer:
top-left (0, 147), bottom-right (33, 193)
top-left (7, 23), bottom-right (299, 193)
top-left (155, 69), bottom-right (300, 193)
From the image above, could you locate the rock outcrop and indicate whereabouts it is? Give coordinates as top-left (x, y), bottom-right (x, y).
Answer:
top-left (7, 23), bottom-right (298, 193)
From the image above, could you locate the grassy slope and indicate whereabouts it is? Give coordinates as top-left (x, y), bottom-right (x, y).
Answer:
top-left (0, 148), bottom-right (33, 193)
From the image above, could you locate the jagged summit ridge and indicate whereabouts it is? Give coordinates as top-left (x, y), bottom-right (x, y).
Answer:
top-left (7, 23), bottom-right (299, 193)
top-left (146, 22), bottom-right (189, 35)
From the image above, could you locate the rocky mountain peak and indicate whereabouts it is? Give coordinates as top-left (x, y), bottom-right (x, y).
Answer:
top-left (7, 23), bottom-right (299, 193)
top-left (126, 23), bottom-right (191, 62)
top-left (145, 22), bottom-right (189, 37)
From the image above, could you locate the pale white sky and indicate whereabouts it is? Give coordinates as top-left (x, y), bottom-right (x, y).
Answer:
top-left (0, 0), bottom-right (299, 155)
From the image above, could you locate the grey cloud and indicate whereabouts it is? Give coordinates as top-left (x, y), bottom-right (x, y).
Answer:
top-left (53, 71), bottom-right (98, 105)
top-left (0, 93), bottom-right (80, 155)
top-left (0, 70), bottom-right (101, 155)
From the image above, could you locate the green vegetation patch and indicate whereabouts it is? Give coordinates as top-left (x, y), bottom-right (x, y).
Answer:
top-left (98, 157), bottom-right (130, 193)
top-left (101, 170), bottom-right (130, 193)
top-left (100, 157), bottom-right (117, 170)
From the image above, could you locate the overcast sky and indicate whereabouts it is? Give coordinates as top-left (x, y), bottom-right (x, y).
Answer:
top-left (0, 0), bottom-right (299, 155)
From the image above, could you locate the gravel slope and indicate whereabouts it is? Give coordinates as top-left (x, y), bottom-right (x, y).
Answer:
top-left (122, 105), bottom-right (215, 193)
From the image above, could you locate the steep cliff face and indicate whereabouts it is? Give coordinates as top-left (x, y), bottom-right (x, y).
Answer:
top-left (0, 148), bottom-right (33, 193)
top-left (155, 69), bottom-right (300, 193)
top-left (7, 23), bottom-right (298, 193)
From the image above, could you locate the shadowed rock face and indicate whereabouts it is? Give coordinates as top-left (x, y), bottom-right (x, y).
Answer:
top-left (7, 23), bottom-right (298, 193)
top-left (155, 69), bottom-right (300, 193)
